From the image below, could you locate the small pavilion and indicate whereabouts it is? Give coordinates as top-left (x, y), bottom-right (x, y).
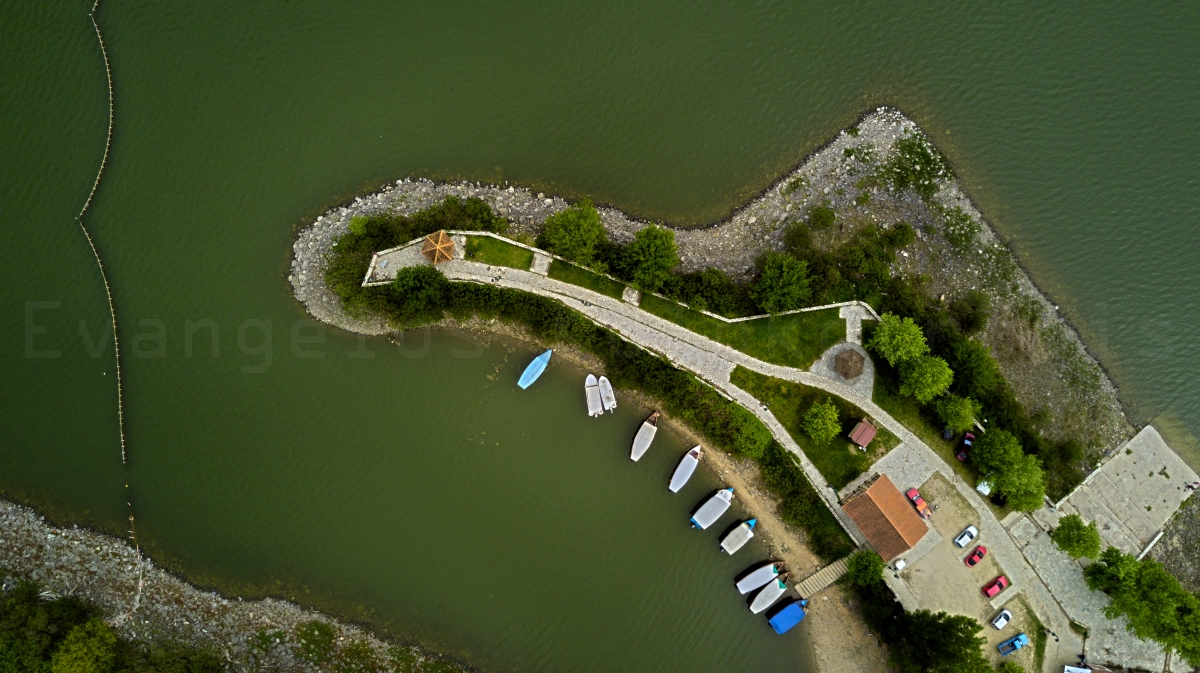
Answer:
top-left (841, 474), bottom-right (927, 561)
top-left (421, 230), bottom-right (455, 264)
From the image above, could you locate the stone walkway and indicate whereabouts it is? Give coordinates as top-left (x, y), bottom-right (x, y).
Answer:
top-left (368, 247), bottom-right (1135, 673)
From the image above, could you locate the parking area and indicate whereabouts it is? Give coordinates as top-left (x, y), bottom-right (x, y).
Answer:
top-left (899, 474), bottom-right (1035, 666)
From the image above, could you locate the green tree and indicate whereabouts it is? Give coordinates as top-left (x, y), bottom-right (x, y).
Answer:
top-left (934, 394), bottom-right (980, 434)
top-left (751, 253), bottom-right (811, 314)
top-left (949, 339), bottom-right (1001, 400)
top-left (899, 356), bottom-right (953, 403)
top-left (389, 265), bottom-right (448, 321)
top-left (969, 429), bottom-right (1023, 480)
top-left (996, 662), bottom-right (1026, 673)
top-left (1051, 514), bottom-right (1102, 559)
top-left (892, 610), bottom-right (990, 673)
top-left (536, 200), bottom-right (607, 266)
top-left (995, 453), bottom-right (1046, 512)
top-left (803, 398), bottom-right (841, 444)
top-left (949, 290), bottom-right (991, 334)
top-left (869, 313), bottom-right (929, 366)
top-left (807, 205), bottom-right (836, 229)
top-left (51, 618), bottom-right (117, 673)
top-left (622, 225), bottom-right (679, 292)
top-left (845, 551), bottom-right (885, 588)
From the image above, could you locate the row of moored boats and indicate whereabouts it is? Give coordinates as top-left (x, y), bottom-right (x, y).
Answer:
top-left (519, 349), bottom-right (808, 634)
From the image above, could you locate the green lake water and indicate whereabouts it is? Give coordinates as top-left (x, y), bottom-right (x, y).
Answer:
top-left (3, 1), bottom-right (1198, 671)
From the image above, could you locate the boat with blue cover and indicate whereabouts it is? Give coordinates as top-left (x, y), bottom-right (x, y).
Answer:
top-left (518, 350), bottom-right (552, 389)
top-left (767, 599), bottom-right (808, 634)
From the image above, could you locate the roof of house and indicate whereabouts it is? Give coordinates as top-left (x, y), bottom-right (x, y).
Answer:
top-left (848, 418), bottom-right (877, 447)
top-left (841, 474), bottom-right (927, 561)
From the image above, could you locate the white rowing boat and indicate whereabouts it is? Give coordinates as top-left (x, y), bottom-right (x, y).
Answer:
top-left (598, 376), bottom-right (616, 412)
top-left (668, 446), bottom-right (701, 493)
top-left (720, 519), bottom-right (757, 555)
top-left (736, 562), bottom-right (781, 594)
top-left (584, 374), bottom-right (603, 417)
top-left (690, 488), bottom-right (733, 529)
top-left (750, 574), bottom-right (790, 614)
top-left (630, 411), bottom-right (659, 460)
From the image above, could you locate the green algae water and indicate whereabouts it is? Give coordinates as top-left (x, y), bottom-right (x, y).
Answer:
top-left (3, 0), bottom-right (1199, 671)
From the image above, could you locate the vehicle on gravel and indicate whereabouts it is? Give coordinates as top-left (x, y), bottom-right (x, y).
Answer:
top-left (965, 545), bottom-right (987, 567)
top-left (905, 488), bottom-right (931, 519)
top-left (983, 575), bottom-right (1009, 598)
top-left (956, 432), bottom-right (976, 461)
top-left (954, 525), bottom-right (979, 548)
top-left (990, 608), bottom-right (1012, 630)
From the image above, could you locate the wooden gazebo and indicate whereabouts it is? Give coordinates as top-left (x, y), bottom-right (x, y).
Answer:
top-left (421, 230), bottom-right (455, 264)
top-left (835, 348), bottom-right (865, 379)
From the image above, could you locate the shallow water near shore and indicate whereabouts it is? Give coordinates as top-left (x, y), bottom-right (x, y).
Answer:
top-left (1, 0), bottom-right (1198, 671)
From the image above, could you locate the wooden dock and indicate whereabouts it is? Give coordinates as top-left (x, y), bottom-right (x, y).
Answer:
top-left (793, 557), bottom-right (849, 598)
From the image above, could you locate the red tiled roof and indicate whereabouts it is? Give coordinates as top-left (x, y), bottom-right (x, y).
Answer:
top-left (849, 419), bottom-right (877, 448)
top-left (842, 474), bottom-right (927, 561)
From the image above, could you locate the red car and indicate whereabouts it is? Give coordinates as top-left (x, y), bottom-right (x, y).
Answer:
top-left (956, 432), bottom-right (976, 462)
top-left (965, 545), bottom-right (988, 567)
top-left (905, 488), bottom-right (931, 519)
top-left (983, 575), bottom-right (1009, 597)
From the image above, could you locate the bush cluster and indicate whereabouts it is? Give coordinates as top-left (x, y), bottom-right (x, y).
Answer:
top-left (877, 131), bottom-right (952, 201)
top-left (0, 579), bottom-right (223, 673)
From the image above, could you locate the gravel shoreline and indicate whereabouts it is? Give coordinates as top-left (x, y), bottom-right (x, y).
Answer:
top-left (292, 107), bottom-right (1132, 455)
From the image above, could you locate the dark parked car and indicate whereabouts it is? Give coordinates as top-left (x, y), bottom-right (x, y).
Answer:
top-left (955, 432), bottom-right (976, 462)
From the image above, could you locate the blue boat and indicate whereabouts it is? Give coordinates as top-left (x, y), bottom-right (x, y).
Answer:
top-left (518, 350), bottom-right (552, 389)
top-left (768, 599), bottom-right (808, 634)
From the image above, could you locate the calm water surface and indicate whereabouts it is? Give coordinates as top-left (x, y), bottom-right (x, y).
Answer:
top-left (3, 1), bottom-right (1199, 671)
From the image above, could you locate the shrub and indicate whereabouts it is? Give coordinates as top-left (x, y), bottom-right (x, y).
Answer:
top-left (948, 339), bottom-right (1001, 400)
top-left (845, 550), bottom-right (885, 588)
top-left (899, 355), bottom-right (953, 403)
top-left (949, 290), bottom-right (990, 334)
top-left (348, 215), bottom-right (368, 236)
top-left (621, 225), bottom-right (679, 292)
top-left (997, 662), bottom-right (1027, 673)
top-left (803, 398), bottom-right (842, 444)
top-left (751, 253), bottom-right (811, 314)
top-left (783, 221), bottom-right (813, 257)
top-left (939, 206), bottom-right (981, 251)
top-left (878, 131), bottom-right (952, 201)
top-left (660, 268), bottom-right (757, 317)
top-left (1051, 514), bottom-right (1102, 559)
top-left (808, 205), bottom-right (836, 229)
top-left (934, 394), bottom-right (980, 434)
top-left (50, 618), bottom-right (118, 673)
top-left (868, 313), bottom-right (929, 366)
top-left (536, 199), bottom-right (606, 266)
top-left (390, 265), bottom-right (449, 323)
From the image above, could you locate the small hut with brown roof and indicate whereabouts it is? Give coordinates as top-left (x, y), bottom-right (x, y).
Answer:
top-left (421, 230), bottom-right (455, 264)
top-left (835, 348), bottom-right (865, 379)
top-left (841, 473), bottom-right (927, 561)
top-left (848, 418), bottom-right (877, 449)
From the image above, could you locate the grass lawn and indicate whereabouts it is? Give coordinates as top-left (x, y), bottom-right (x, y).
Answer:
top-left (731, 366), bottom-right (900, 489)
top-left (547, 259), bottom-right (627, 300)
top-left (465, 235), bottom-right (534, 270)
top-left (639, 293), bottom-right (845, 369)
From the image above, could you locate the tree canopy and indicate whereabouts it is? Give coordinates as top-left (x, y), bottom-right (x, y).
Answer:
top-left (751, 253), bottom-right (811, 314)
top-left (889, 610), bottom-right (990, 673)
top-left (969, 429), bottom-right (1046, 512)
top-left (536, 200), bottom-right (607, 266)
top-left (390, 265), bottom-right (449, 322)
top-left (622, 225), bottom-right (678, 292)
top-left (845, 550), bottom-right (885, 588)
top-left (935, 394), bottom-right (980, 434)
top-left (899, 355), bottom-right (953, 403)
top-left (807, 205), bottom-right (836, 230)
top-left (1051, 514), bottom-right (1102, 559)
top-left (869, 313), bottom-right (929, 366)
top-left (803, 398), bottom-right (841, 444)
top-left (51, 618), bottom-right (118, 673)
top-left (1084, 547), bottom-right (1200, 666)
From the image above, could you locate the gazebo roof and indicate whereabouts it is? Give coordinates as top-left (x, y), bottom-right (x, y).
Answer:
top-left (421, 230), bottom-right (455, 264)
top-left (835, 348), bottom-right (865, 379)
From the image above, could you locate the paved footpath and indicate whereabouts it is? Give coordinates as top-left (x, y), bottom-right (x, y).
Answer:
top-left (375, 253), bottom-right (1087, 672)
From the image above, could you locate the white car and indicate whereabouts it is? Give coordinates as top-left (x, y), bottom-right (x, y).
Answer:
top-left (990, 608), bottom-right (1012, 630)
top-left (954, 525), bottom-right (979, 548)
